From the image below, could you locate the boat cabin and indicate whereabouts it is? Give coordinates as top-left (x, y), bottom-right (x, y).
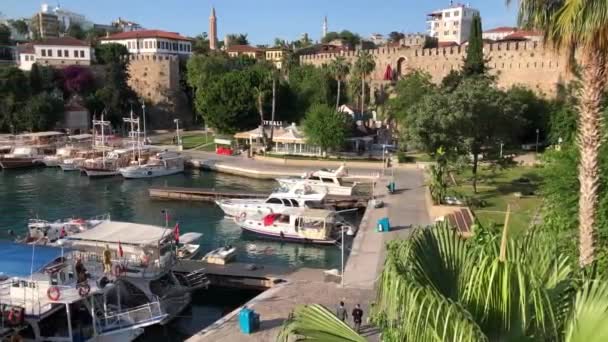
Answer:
top-left (261, 208), bottom-right (337, 241)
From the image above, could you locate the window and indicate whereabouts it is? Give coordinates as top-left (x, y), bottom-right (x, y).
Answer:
top-left (282, 199), bottom-right (293, 207)
top-left (156, 41), bottom-right (159, 49)
top-left (321, 178), bottom-right (334, 184)
top-left (80, 50), bottom-right (84, 58)
top-left (290, 199), bottom-right (300, 207)
top-left (444, 31), bottom-right (449, 35)
top-left (47, 49), bottom-right (52, 57)
top-left (266, 198), bottom-right (283, 204)
top-left (445, 12), bottom-right (451, 17)
top-left (454, 10), bottom-right (460, 16)
top-left (74, 50), bottom-right (78, 58)
top-left (453, 31), bottom-right (457, 35)
top-left (58, 49), bottom-right (62, 57)
top-left (64, 49), bottom-right (68, 56)
top-left (173, 42), bottom-right (178, 50)
top-left (454, 21), bottom-right (459, 26)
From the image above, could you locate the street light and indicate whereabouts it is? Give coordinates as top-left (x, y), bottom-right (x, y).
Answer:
top-left (174, 118), bottom-right (182, 151)
top-left (535, 128), bottom-right (540, 154)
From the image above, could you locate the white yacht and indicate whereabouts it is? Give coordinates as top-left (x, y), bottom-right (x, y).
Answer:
top-left (216, 186), bottom-right (327, 218)
top-left (0, 241), bottom-right (165, 341)
top-left (82, 147), bottom-right (148, 178)
top-left (24, 214), bottom-right (111, 245)
top-left (275, 165), bottom-right (356, 196)
top-left (235, 208), bottom-right (340, 245)
top-left (119, 150), bottom-right (184, 179)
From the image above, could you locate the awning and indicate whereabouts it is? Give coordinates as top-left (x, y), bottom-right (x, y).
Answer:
top-left (0, 241), bottom-right (67, 278)
top-left (67, 221), bottom-right (173, 246)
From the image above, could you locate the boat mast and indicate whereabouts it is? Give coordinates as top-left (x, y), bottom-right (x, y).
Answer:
top-left (92, 112), bottom-right (110, 165)
top-left (123, 109), bottom-right (141, 166)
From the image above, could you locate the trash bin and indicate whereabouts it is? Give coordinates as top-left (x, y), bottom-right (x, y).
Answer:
top-left (377, 217), bottom-right (390, 232)
top-left (386, 181), bottom-right (396, 193)
top-left (239, 307), bottom-right (260, 334)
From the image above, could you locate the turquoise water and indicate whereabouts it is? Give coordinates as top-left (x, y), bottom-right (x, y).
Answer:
top-left (0, 167), bottom-right (346, 269)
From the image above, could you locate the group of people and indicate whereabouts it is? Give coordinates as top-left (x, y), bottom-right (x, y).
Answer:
top-left (336, 301), bottom-right (364, 333)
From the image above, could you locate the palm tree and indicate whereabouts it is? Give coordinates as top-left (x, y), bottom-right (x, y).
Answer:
top-left (508, 0), bottom-right (608, 267)
top-left (354, 50), bottom-right (375, 115)
top-left (329, 56), bottom-right (351, 110)
top-left (278, 304), bottom-right (366, 342)
top-left (269, 68), bottom-right (279, 145)
top-left (279, 223), bottom-right (608, 341)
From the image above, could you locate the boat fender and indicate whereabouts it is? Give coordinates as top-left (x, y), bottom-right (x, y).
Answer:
top-left (78, 283), bottom-right (91, 297)
top-left (47, 286), bottom-right (61, 301)
top-left (238, 212), bottom-right (247, 222)
top-left (147, 171), bottom-right (153, 176)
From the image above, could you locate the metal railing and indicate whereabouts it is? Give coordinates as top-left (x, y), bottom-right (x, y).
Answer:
top-left (97, 300), bottom-right (167, 334)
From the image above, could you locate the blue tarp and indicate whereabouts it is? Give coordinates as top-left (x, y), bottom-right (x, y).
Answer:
top-left (0, 241), bottom-right (66, 278)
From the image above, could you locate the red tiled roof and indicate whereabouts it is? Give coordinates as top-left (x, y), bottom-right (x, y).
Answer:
top-left (502, 30), bottom-right (542, 39)
top-left (437, 41), bottom-right (459, 48)
top-left (484, 26), bottom-right (517, 33)
top-left (226, 45), bottom-right (264, 53)
top-left (17, 43), bottom-right (34, 54)
top-left (35, 37), bottom-right (89, 47)
top-left (101, 29), bottom-right (193, 42)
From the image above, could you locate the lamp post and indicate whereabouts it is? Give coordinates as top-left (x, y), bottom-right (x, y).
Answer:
top-left (174, 119), bottom-right (182, 151)
top-left (500, 142), bottom-right (504, 159)
top-left (341, 226), bottom-right (344, 287)
top-left (141, 100), bottom-right (147, 143)
top-left (535, 128), bottom-right (540, 154)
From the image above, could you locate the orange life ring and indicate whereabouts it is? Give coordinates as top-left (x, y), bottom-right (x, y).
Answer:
top-left (237, 212), bottom-right (247, 222)
top-left (47, 286), bottom-right (60, 301)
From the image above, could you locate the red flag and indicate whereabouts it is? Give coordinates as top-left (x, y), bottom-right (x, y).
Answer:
top-left (118, 241), bottom-right (124, 257)
top-left (173, 223), bottom-right (180, 244)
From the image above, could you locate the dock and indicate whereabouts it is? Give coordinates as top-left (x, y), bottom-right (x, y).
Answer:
top-left (148, 187), bottom-right (370, 209)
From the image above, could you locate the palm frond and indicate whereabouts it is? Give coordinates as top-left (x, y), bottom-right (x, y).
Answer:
top-left (277, 304), bottom-right (366, 342)
top-left (565, 280), bottom-right (608, 342)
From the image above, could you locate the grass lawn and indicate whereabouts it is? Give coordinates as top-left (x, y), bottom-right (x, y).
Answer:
top-left (448, 165), bottom-right (544, 236)
top-left (158, 133), bottom-right (215, 150)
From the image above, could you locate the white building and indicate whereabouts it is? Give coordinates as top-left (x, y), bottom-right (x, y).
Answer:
top-left (426, 3), bottom-right (480, 44)
top-left (369, 33), bottom-right (387, 46)
top-left (112, 17), bottom-right (143, 32)
top-left (16, 37), bottom-right (93, 71)
top-left (99, 30), bottom-right (193, 56)
top-left (482, 26), bottom-right (517, 41)
top-left (41, 3), bottom-right (93, 30)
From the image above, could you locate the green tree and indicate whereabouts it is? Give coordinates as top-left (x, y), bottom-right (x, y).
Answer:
top-left (321, 30), bottom-right (361, 48)
top-left (388, 31), bottom-right (405, 43)
top-left (192, 32), bottom-right (209, 55)
top-left (273, 38), bottom-right (287, 48)
top-left (18, 92), bottom-right (64, 131)
top-left (95, 59), bottom-right (138, 124)
top-left (328, 56), bottom-right (350, 110)
top-left (390, 69), bottom-right (436, 125)
top-left (506, 85), bottom-right (550, 144)
top-left (423, 36), bottom-right (439, 49)
top-left (286, 64), bottom-right (335, 121)
top-left (303, 104), bottom-right (349, 155)
top-left (440, 69), bottom-right (463, 91)
top-left (508, 0), bottom-right (608, 267)
top-left (250, 63), bottom-right (273, 144)
top-left (279, 304), bottom-right (366, 342)
top-left (95, 43), bottom-right (129, 65)
top-left (0, 24), bottom-right (11, 45)
top-left (8, 19), bottom-right (28, 36)
top-left (462, 14), bottom-right (485, 76)
top-left (195, 70), bottom-right (258, 134)
top-left (353, 50), bottom-right (375, 114)
top-left (29, 63), bottom-right (43, 95)
top-left (226, 33), bottom-right (249, 46)
top-left (66, 23), bottom-right (85, 40)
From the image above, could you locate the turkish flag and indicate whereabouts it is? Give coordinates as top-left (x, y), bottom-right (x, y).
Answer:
top-left (118, 241), bottom-right (124, 257)
top-left (173, 223), bottom-right (180, 244)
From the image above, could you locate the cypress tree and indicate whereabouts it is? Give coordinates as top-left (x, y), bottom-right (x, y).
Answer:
top-left (462, 14), bottom-right (485, 76)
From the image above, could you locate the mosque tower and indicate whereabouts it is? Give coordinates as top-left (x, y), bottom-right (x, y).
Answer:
top-left (209, 7), bottom-right (218, 50)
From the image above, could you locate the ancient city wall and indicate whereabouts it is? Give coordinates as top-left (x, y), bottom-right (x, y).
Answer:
top-left (300, 41), bottom-right (572, 96)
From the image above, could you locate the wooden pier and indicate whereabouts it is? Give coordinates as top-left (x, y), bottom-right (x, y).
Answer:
top-left (148, 186), bottom-right (369, 209)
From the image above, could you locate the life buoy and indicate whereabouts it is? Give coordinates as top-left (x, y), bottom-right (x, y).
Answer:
top-left (47, 286), bottom-right (60, 301)
top-left (237, 212), bottom-right (247, 222)
top-left (78, 283), bottom-right (90, 297)
top-left (147, 171), bottom-right (153, 176)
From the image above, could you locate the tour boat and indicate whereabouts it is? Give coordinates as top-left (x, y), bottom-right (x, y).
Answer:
top-left (64, 220), bottom-right (208, 324)
top-left (119, 150), bottom-right (184, 179)
top-left (0, 146), bottom-right (47, 169)
top-left (202, 245), bottom-right (237, 265)
top-left (235, 208), bottom-right (340, 245)
top-left (42, 134), bottom-right (93, 167)
top-left (0, 134), bottom-right (14, 155)
top-left (275, 165), bottom-right (357, 196)
top-left (82, 147), bottom-right (149, 178)
top-left (24, 213), bottom-right (111, 244)
top-left (176, 232), bottom-right (203, 260)
top-left (216, 185), bottom-right (327, 218)
top-left (0, 132), bottom-right (66, 169)
top-left (0, 241), bottom-right (165, 341)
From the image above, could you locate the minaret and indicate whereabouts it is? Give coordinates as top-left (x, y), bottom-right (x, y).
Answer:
top-left (322, 16), bottom-right (328, 38)
top-left (209, 7), bottom-right (218, 51)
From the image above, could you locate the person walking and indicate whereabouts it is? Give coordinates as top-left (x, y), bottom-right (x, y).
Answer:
top-left (336, 301), bottom-right (348, 322)
top-left (352, 304), bottom-right (363, 333)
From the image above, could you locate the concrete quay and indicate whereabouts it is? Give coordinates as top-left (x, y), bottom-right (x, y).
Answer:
top-left (186, 168), bottom-right (431, 342)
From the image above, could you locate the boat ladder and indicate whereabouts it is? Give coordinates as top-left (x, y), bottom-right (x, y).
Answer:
top-left (181, 269), bottom-right (210, 290)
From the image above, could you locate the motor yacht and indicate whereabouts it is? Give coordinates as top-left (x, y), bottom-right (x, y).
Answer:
top-left (275, 165), bottom-right (357, 196)
top-left (119, 150), bottom-right (184, 179)
top-left (23, 214), bottom-right (111, 245)
top-left (216, 185), bottom-right (327, 218)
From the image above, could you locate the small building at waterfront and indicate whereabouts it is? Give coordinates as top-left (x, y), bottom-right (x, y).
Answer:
top-left (16, 37), bottom-right (92, 71)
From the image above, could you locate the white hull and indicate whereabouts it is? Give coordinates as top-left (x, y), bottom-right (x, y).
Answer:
top-left (42, 158), bottom-right (61, 167)
top-left (84, 168), bottom-right (120, 177)
top-left (60, 163), bottom-right (81, 171)
top-left (120, 165), bottom-right (184, 179)
top-left (216, 199), bottom-right (276, 217)
top-left (277, 178), bottom-right (353, 196)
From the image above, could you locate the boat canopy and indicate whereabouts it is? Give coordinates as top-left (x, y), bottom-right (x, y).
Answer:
top-left (308, 164), bottom-right (347, 178)
top-left (179, 232), bottom-right (202, 244)
top-left (282, 208), bottom-right (334, 220)
top-left (68, 133), bottom-right (93, 141)
top-left (0, 241), bottom-right (67, 278)
top-left (66, 221), bottom-right (173, 247)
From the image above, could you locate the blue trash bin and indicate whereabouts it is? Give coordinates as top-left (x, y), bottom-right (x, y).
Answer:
top-left (387, 181), bottom-right (396, 193)
top-left (239, 308), bottom-right (254, 334)
top-left (377, 217), bottom-right (390, 232)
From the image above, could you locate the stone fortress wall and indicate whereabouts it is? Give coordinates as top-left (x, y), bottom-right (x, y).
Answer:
top-left (300, 41), bottom-right (572, 96)
top-left (126, 54), bottom-right (193, 127)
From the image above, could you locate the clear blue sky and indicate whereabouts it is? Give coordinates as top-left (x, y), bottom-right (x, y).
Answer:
top-left (2, 0), bottom-right (518, 44)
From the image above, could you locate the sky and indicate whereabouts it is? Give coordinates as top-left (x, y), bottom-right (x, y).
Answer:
top-left (2, 0), bottom-right (518, 44)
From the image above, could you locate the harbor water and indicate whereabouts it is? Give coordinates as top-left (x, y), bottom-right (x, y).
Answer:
top-left (0, 167), bottom-right (356, 339)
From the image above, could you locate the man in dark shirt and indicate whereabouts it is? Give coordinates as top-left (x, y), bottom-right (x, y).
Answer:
top-left (352, 304), bottom-right (363, 332)
top-left (336, 301), bottom-right (348, 321)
